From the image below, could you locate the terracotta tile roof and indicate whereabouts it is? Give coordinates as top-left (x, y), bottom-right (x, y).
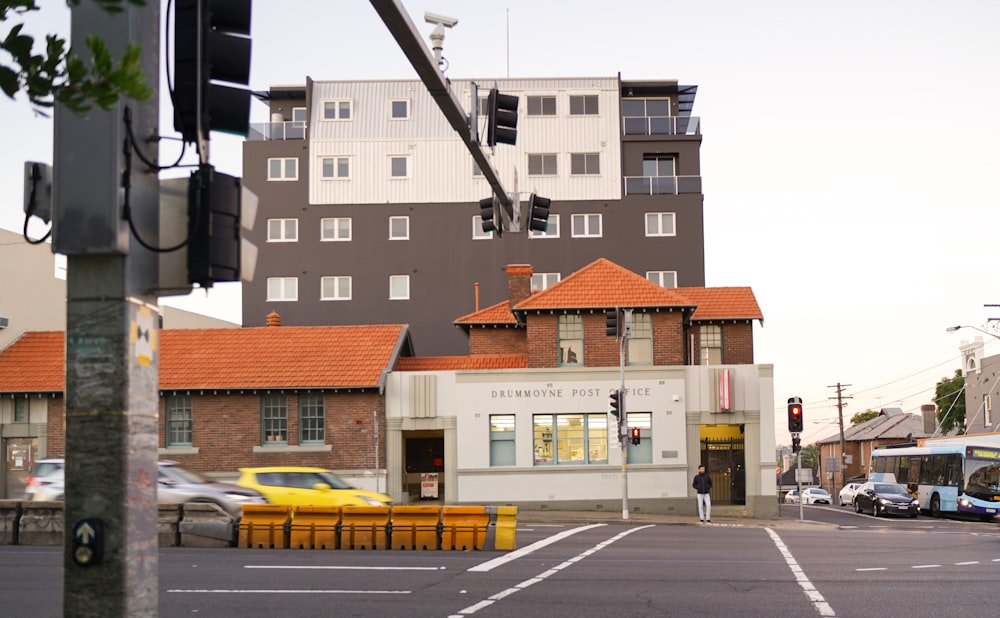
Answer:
top-left (454, 300), bottom-right (518, 325)
top-left (396, 354), bottom-right (528, 371)
top-left (514, 258), bottom-right (695, 311)
top-left (0, 331), bottom-right (64, 393)
top-left (678, 287), bottom-right (763, 322)
top-left (0, 325), bottom-right (411, 393)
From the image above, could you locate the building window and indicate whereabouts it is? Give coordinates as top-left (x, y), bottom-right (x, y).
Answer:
top-left (528, 153), bottom-right (557, 175)
top-left (267, 218), bottom-right (298, 242)
top-left (321, 157), bottom-right (350, 179)
top-left (623, 98), bottom-right (673, 135)
top-left (267, 157), bottom-right (298, 181)
top-left (529, 214), bottom-right (560, 238)
top-left (643, 155), bottom-right (675, 177)
top-left (165, 395), bottom-right (192, 446)
top-left (472, 216), bottom-right (493, 239)
top-left (322, 99), bottom-right (351, 120)
top-left (390, 156), bottom-right (409, 178)
top-left (472, 161), bottom-right (483, 176)
top-left (627, 313), bottom-right (653, 365)
top-left (570, 153), bottom-right (600, 175)
top-left (533, 414), bottom-right (608, 465)
top-left (645, 212), bottom-right (676, 237)
top-left (389, 275), bottom-right (410, 300)
top-left (569, 94), bottom-right (598, 115)
top-left (571, 213), bottom-right (602, 238)
top-left (13, 399), bottom-right (27, 423)
top-left (626, 412), bottom-right (653, 464)
top-left (299, 393), bottom-right (325, 444)
top-left (530, 272), bottom-right (560, 291)
top-left (700, 325), bottom-right (722, 365)
top-left (558, 315), bottom-right (583, 366)
top-left (389, 216), bottom-right (409, 240)
top-left (390, 99), bottom-right (409, 119)
top-left (526, 95), bottom-right (556, 116)
top-left (267, 277), bottom-right (298, 301)
top-left (985, 394), bottom-right (992, 427)
top-left (646, 270), bottom-right (678, 288)
top-left (261, 394), bottom-right (288, 444)
top-left (490, 415), bottom-right (516, 466)
top-left (321, 217), bottom-right (351, 241)
top-left (320, 276), bottom-right (351, 301)
top-left (291, 107), bottom-right (307, 122)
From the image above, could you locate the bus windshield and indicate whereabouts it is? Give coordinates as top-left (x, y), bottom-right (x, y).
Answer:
top-left (964, 460), bottom-right (1000, 502)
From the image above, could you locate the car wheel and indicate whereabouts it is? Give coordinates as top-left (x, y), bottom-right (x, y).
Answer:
top-left (872, 503), bottom-right (880, 517)
top-left (854, 500), bottom-right (862, 514)
top-left (930, 494), bottom-right (941, 518)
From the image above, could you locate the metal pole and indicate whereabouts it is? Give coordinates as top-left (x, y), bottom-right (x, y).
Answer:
top-left (620, 331), bottom-right (628, 520)
top-left (796, 442), bottom-right (803, 521)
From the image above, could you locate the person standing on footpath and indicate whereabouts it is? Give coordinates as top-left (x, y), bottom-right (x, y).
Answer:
top-left (693, 465), bottom-right (713, 523)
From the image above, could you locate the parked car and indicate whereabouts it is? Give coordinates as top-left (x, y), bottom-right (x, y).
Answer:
top-left (838, 482), bottom-right (864, 506)
top-left (801, 488), bottom-right (833, 505)
top-left (24, 458), bottom-right (66, 501)
top-left (783, 489), bottom-right (799, 504)
top-left (236, 466), bottom-right (392, 507)
top-left (853, 482), bottom-right (919, 518)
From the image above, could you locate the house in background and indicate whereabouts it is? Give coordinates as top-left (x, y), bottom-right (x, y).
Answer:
top-left (955, 337), bottom-right (1000, 433)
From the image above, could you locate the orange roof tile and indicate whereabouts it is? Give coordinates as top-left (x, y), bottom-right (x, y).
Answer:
top-left (396, 354), bottom-right (528, 371)
top-left (454, 300), bottom-right (518, 325)
top-left (0, 331), bottom-right (64, 393)
top-left (515, 258), bottom-right (694, 311)
top-left (679, 287), bottom-right (763, 322)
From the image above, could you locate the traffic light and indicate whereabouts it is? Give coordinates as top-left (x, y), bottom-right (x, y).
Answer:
top-left (608, 389), bottom-right (621, 418)
top-left (527, 193), bottom-right (551, 232)
top-left (606, 308), bottom-right (619, 337)
top-left (187, 163), bottom-right (258, 287)
top-left (486, 88), bottom-right (518, 146)
top-left (479, 196), bottom-right (500, 236)
top-left (792, 436), bottom-right (802, 453)
top-left (630, 426), bottom-right (641, 446)
top-left (174, 0), bottom-right (253, 144)
top-left (787, 397), bottom-right (804, 433)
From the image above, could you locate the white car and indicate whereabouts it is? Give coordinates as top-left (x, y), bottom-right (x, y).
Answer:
top-left (801, 487), bottom-right (833, 505)
top-left (783, 489), bottom-right (799, 504)
top-left (838, 482), bottom-right (864, 506)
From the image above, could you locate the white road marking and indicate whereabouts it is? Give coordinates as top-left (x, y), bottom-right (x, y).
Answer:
top-left (912, 564), bottom-right (941, 569)
top-left (449, 524), bottom-right (654, 617)
top-left (167, 589), bottom-right (410, 595)
top-left (955, 561), bottom-right (979, 565)
top-left (855, 567), bottom-right (887, 571)
top-left (468, 523), bottom-right (607, 572)
top-left (765, 528), bottom-right (836, 617)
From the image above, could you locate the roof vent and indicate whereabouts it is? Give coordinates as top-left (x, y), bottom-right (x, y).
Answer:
top-left (266, 311), bottom-right (281, 327)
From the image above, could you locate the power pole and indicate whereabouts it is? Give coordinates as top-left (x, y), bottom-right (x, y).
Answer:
top-left (53, 3), bottom-right (160, 615)
top-left (828, 383), bottom-right (853, 496)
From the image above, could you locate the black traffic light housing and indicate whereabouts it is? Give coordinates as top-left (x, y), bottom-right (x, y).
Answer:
top-left (174, 0), bottom-right (253, 143)
top-left (527, 193), bottom-right (551, 232)
top-left (609, 389), bottom-right (621, 418)
top-left (187, 164), bottom-right (243, 287)
top-left (792, 436), bottom-right (802, 453)
top-left (606, 308), bottom-right (619, 337)
top-left (787, 396), bottom-right (804, 433)
top-left (479, 196), bottom-right (500, 236)
top-left (630, 426), bottom-right (641, 446)
top-left (486, 88), bottom-right (518, 146)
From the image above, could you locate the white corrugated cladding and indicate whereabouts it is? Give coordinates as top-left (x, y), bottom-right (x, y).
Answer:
top-left (308, 77), bottom-right (622, 205)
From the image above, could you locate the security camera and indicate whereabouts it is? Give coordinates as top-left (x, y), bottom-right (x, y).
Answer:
top-left (424, 12), bottom-right (458, 28)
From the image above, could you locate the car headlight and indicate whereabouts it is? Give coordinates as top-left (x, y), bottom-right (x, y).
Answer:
top-left (225, 492), bottom-right (263, 503)
top-left (878, 498), bottom-right (891, 505)
top-left (911, 499), bottom-right (919, 506)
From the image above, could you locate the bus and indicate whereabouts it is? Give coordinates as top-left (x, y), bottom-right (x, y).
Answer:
top-left (869, 442), bottom-right (1000, 519)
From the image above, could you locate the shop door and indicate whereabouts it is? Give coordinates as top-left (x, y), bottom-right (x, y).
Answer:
top-left (701, 437), bottom-right (746, 505)
top-left (4, 437), bottom-right (37, 499)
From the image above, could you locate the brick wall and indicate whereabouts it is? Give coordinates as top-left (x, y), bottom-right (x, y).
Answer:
top-left (722, 322), bottom-right (755, 364)
top-left (468, 326), bottom-right (526, 355)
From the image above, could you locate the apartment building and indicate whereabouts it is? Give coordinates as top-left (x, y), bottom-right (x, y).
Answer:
top-left (242, 76), bottom-right (704, 355)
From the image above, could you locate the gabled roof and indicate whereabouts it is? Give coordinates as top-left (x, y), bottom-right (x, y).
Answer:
top-left (0, 325), bottom-right (412, 393)
top-left (514, 258), bottom-right (694, 312)
top-left (816, 411), bottom-right (929, 445)
top-left (454, 300), bottom-right (519, 326)
top-left (396, 354), bottom-right (527, 371)
top-left (680, 287), bottom-right (763, 323)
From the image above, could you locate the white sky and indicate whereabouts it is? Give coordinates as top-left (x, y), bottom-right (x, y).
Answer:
top-left (2, 1), bottom-right (999, 447)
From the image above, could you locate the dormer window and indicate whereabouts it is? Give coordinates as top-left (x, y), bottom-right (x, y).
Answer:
top-left (558, 315), bottom-right (583, 366)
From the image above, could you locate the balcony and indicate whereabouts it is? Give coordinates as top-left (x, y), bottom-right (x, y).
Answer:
top-left (623, 175), bottom-right (702, 196)
top-left (622, 116), bottom-right (700, 136)
top-left (248, 121), bottom-right (306, 141)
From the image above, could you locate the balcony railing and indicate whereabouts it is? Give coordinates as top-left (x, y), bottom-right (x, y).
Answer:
top-left (623, 175), bottom-right (702, 196)
top-left (622, 116), bottom-right (700, 136)
top-left (248, 121), bottom-right (306, 141)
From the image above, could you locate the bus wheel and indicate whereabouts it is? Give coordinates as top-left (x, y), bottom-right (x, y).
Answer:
top-left (930, 494), bottom-right (941, 518)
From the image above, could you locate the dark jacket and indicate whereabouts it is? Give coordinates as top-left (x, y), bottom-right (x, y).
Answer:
top-left (693, 471), bottom-right (713, 494)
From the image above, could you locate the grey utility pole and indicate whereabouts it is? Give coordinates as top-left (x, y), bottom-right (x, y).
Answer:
top-left (53, 3), bottom-right (161, 615)
top-left (618, 309), bottom-right (633, 520)
top-left (829, 383), bottom-right (852, 496)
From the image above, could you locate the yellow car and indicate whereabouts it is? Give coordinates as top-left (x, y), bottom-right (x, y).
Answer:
top-left (236, 466), bottom-right (392, 507)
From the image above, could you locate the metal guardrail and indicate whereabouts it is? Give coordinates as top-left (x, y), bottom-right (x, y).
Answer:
top-left (247, 121), bottom-right (306, 141)
top-left (623, 115), bottom-right (700, 136)
top-left (623, 175), bottom-right (702, 195)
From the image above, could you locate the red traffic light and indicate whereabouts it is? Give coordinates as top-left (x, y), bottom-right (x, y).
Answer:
top-left (630, 426), bottom-right (641, 445)
top-left (787, 397), bottom-right (804, 433)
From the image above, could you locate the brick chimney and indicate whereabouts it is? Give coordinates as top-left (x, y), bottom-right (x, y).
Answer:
top-left (266, 311), bottom-right (281, 327)
top-left (506, 264), bottom-right (533, 312)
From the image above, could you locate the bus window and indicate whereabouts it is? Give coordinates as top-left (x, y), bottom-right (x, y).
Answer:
top-left (946, 455), bottom-right (961, 486)
top-left (897, 456), bottom-right (910, 484)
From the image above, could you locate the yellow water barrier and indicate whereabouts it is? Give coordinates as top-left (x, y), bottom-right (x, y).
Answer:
top-left (493, 506), bottom-right (518, 550)
top-left (390, 505), bottom-right (441, 550)
top-left (340, 505), bottom-right (390, 550)
top-left (441, 505), bottom-right (489, 550)
top-left (290, 505), bottom-right (342, 550)
top-left (238, 504), bottom-right (291, 549)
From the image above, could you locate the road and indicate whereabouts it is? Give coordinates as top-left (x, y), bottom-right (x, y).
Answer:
top-left (3, 505), bottom-right (999, 617)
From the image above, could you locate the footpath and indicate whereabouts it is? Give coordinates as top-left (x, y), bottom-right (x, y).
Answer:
top-left (515, 507), bottom-right (836, 530)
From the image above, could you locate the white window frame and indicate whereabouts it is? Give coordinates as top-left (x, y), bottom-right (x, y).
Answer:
top-left (320, 156), bottom-right (351, 179)
top-left (570, 152), bottom-right (600, 175)
top-left (571, 213), bottom-right (602, 238)
top-left (389, 216), bottom-right (410, 240)
top-left (528, 153), bottom-right (558, 176)
top-left (267, 277), bottom-right (298, 301)
top-left (389, 275), bottom-right (410, 300)
top-left (529, 214), bottom-right (560, 238)
top-left (390, 155), bottom-right (410, 178)
top-left (526, 95), bottom-right (556, 116)
top-left (291, 107), bottom-right (307, 122)
top-left (390, 98), bottom-right (410, 119)
top-left (267, 157), bottom-right (298, 181)
top-left (646, 270), bottom-right (678, 288)
top-left (472, 216), bottom-right (494, 240)
top-left (569, 94), bottom-right (599, 116)
top-left (266, 218), bottom-right (298, 242)
top-left (530, 272), bottom-right (560, 291)
top-left (320, 276), bottom-right (352, 301)
top-left (322, 99), bottom-right (352, 121)
top-left (645, 212), bottom-right (676, 237)
top-left (321, 217), bottom-right (352, 242)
